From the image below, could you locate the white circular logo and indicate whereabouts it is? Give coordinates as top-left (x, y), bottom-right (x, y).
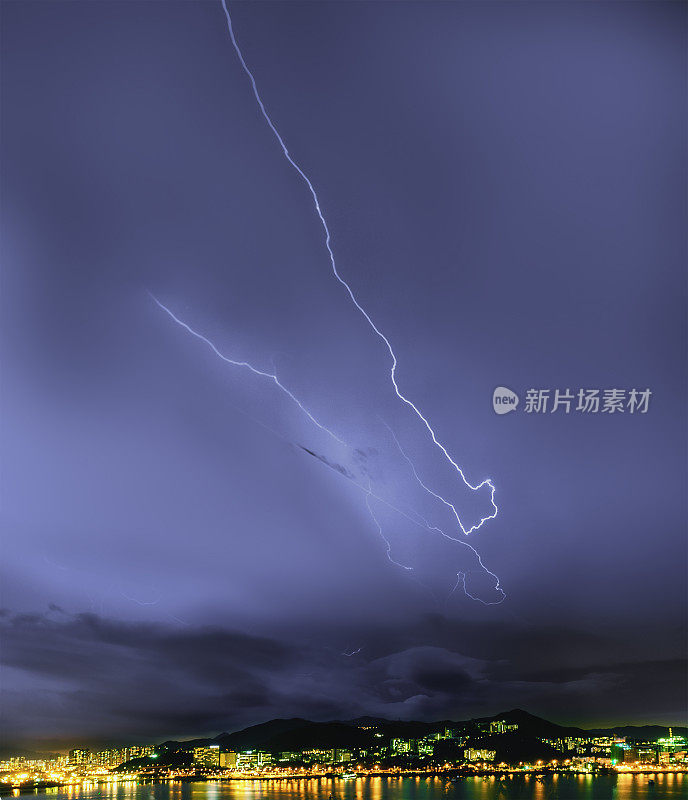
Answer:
top-left (493, 386), bottom-right (519, 415)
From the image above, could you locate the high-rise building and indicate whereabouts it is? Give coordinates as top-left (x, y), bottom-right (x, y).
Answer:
top-left (658, 736), bottom-right (687, 754)
top-left (127, 746), bottom-right (155, 761)
top-left (278, 752), bottom-right (301, 764)
top-left (219, 751), bottom-right (237, 768)
top-left (637, 747), bottom-right (658, 764)
top-left (418, 740), bottom-right (435, 757)
top-left (68, 749), bottom-right (90, 766)
top-left (235, 751), bottom-right (272, 769)
top-left (301, 749), bottom-right (333, 764)
top-left (95, 749), bottom-right (128, 768)
top-left (389, 739), bottom-right (417, 755)
top-left (193, 746), bottom-right (220, 769)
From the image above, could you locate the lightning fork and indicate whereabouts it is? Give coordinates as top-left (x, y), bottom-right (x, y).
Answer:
top-left (150, 294), bottom-right (344, 445)
top-left (219, 0), bottom-right (497, 537)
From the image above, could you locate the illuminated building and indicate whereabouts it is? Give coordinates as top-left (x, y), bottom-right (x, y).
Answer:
top-left (68, 749), bottom-right (90, 765)
top-left (301, 749), bottom-right (333, 764)
top-left (219, 751), bottom-right (237, 768)
top-left (95, 749), bottom-right (127, 768)
top-left (637, 747), bottom-right (658, 764)
top-left (418, 740), bottom-right (435, 757)
top-left (610, 744), bottom-right (627, 764)
top-left (590, 737), bottom-right (613, 756)
top-left (658, 735), bottom-right (687, 754)
top-left (464, 749), bottom-right (496, 762)
top-left (389, 739), bottom-right (417, 754)
top-left (127, 746), bottom-right (155, 760)
top-left (193, 746), bottom-right (220, 768)
top-left (489, 720), bottom-right (519, 734)
top-left (235, 750), bottom-right (272, 768)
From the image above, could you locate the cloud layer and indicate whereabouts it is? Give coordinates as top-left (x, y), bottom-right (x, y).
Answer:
top-left (1, 609), bottom-right (684, 747)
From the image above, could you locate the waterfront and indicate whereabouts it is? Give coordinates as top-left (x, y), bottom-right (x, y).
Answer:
top-left (8, 775), bottom-right (687, 800)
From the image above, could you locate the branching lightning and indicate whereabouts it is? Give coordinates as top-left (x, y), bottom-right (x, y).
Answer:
top-left (412, 516), bottom-right (505, 606)
top-left (152, 290), bottom-right (505, 602)
top-left (152, 2), bottom-right (507, 605)
top-left (218, 0), bottom-right (497, 539)
top-left (364, 481), bottom-right (413, 572)
top-left (449, 571), bottom-right (504, 606)
top-left (150, 294), bottom-right (343, 445)
top-left (382, 419), bottom-right (505, 603)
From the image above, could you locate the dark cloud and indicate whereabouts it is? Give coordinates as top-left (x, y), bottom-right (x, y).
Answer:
top-left (413, 668), bottom-right (474, 695)
top-left (299, 446), bottom-right (356, 481)
top-left (1, 610), bottom-right (685, 747)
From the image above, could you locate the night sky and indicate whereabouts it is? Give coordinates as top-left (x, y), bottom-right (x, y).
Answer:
top-left (1, 1), bottom-right (686, 749)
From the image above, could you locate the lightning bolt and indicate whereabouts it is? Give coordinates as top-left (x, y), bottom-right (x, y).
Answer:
top-left (414, 516), bottom-right (505, 605)
top-left (390, 487), bottom-right (505, 605)
top-left (449, 567), bottom-right (505, 607)
top-left (152, 2), bottom-right (506, 604)
top-left (218, 0), bottom-right (498, 539)
top-left (150, 294), bottom-right (344, 445)
top-left (381, 419), bottom-right (491, 541)
top-left (152, 295), bottom-right (504, 603)
top-left (150, 299), bottom-right (430, 583)
top-left (381, 419), bottom-right (505, 603)
top-left (364, 483), bottom-right (413, 573)
top-left (120, 590), bottom-right (162, 607)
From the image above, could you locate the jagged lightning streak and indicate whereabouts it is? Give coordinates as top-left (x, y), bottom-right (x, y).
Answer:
top-left (150, 294), bottom-right (344, 445)
top-left (152, 294), bottom-right (502, 602)
top-left (403, 502), bottom-right (505, 605)
top-left (218, 0), bottom-right (498, 539)
top-left (382, 419), bottom-right (505, 603)
top-left (450, 571), bottom-right (505, 607)
top-left (365, 481), bottom-right (413, 572)
top-left (120, 590), bottom-right (161, 607)
top-left (416, 512), bottom-right (505, 605)
top-left (452, 567), bottom-right (504, 606)
top-left (381, 419), bottom-right (492, 540)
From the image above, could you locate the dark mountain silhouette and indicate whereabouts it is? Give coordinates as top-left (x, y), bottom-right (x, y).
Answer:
top-left (214, 718), bottom-right (313, 751)
top-left (587, 725), bottom-right (687, 738)
top-left (466, 732), bottom-right (564, 764)
top-left (152, 709), bottom-right (685, 755)
top-left (475, 709), bottom-right (586, 738)
top-left (250, 722), bottom-right (372, 754)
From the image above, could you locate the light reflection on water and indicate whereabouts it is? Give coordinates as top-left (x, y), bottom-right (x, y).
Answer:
top-left (18, 774), bottom-right (687, 800)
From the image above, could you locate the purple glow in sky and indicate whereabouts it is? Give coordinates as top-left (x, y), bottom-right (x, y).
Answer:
top-left (1, 0), bottom-right (686, 748)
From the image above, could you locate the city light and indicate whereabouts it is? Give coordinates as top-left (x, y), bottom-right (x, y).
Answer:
top-left (1, 718), bottom-right (685, 791)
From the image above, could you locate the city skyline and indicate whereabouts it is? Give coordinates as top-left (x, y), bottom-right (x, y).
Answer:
top-left (4, 709), bottom-right (688, 756)
top-left (2, 709), bottom-right (687, 790)
top-left (1, 0), bottom-right (685, 753)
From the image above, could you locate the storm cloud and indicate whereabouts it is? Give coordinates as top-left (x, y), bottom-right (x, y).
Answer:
top-left (1, 610), bottom-right (684, 747)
